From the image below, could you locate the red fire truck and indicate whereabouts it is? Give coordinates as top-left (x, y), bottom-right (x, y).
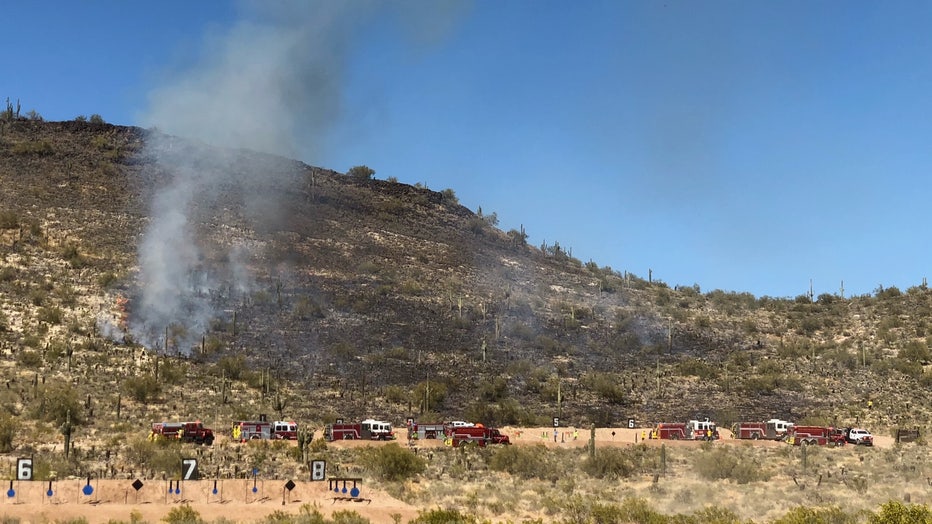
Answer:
top-left (785, 426), bottom-right (847, 446)
top-left (149, 421), bottom-right (215, 445)
top-left (445, 425), bottom-right (511, 447)
top-left (651, 419), bottom-right (719, 440)
top-left (232, 420), bottom-right (298, 441)
top-left (324, 419), bottom-right (394, 441)
top-left (407, 422), bottom-right (447, 440)
top-left (731, 421), bottom-right (785, 440)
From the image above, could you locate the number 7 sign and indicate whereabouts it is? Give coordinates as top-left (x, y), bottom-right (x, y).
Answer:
top-left (181, 458), bottom-right (199, 480)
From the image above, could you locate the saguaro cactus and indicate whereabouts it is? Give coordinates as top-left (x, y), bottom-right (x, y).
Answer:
top-left (589, 424), bottom-right (596, 458)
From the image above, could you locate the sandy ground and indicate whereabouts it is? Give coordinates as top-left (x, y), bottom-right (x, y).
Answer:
top-left (0, 426), bottom-right (895, 523)
top-left (0, 478), bottom-right (421, 524)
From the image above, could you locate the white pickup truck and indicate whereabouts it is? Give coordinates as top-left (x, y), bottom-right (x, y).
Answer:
top-left (843, 427), bottom-right (874, 446)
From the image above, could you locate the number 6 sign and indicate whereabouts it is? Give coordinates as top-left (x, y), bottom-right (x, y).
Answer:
top-left (16, 458), bottom-right (32, 481)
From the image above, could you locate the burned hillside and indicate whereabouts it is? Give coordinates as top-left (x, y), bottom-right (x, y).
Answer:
top-left (1, 119), bottom-right (931, 431)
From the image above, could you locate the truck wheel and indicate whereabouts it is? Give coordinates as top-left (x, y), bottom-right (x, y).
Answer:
top-left (751, 433), bottom-right (760, 440)
top-left (670, 434), bottom-right (679, 440)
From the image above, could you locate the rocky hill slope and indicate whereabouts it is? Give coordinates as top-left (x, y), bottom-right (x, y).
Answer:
top-left (0, 118), bottom-right (930, 458)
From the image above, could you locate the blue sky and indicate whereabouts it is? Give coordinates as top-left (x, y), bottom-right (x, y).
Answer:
top-left (4, 1), bottom-right (932, 299)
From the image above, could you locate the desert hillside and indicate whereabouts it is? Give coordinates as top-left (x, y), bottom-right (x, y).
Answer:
top-left (1, 117), bottom-right (932, 523)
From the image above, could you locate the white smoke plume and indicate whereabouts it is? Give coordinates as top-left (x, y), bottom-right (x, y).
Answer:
top-left (130, 0), bottom-right (469, 351)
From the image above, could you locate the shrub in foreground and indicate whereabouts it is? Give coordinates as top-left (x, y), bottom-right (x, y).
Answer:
top-left (362, 443), bottom-right (425, 481)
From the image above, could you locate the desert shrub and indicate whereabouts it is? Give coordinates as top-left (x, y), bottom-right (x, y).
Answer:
top-left (97, 271), bottom-right (117, 288)
top-left (774, 505), bottom-right (857, 524)
top-left (346, 165), bottom-right (374, 180)
top-left (356, 260), bottom-right (381, 275)
top-left (89, 114), bottom-right (105, 124)
top-left (37, 306), bottom-right (63, 325)
top-left (875, 285), bottom-right (902, 299)
top-left (329, 511), bottom-right (371, 524)
top-left (676, 358), bottom-right (719, 380)
top-left (398, 279), bottom-right (423, 295)
top-left (61, 244), bottom-right (85, 267)
top-left (0, 210), bottom-right (19, 229)
top-left (215, 355), bottom-right (249, 380)
top-left (0, 266), bottom-right (16, 283)
top-left (409, 508), bottom-right (478, 524)
top-left (328, 341), bottom-right (359, 360)
top-left (162, 504), bottom-right (203, 524)
top-left (124, 438), bottom-right (185, 478)
top-left (507, 322), bottom-right (535, 341)
top-left (467, 216), bottom-right (489, 235)
top-left (158, 359), bottom-right (185, 385)
top-left (898, 340), bottom-right (932, 363)
top-left (293, 296), bottom-right (325, 319)
top-left (581, 372), bottom-right (626, 405)
top-left (691, 505), bottom-right (746, 523)
top-left (488, 444), bottom-right (563, 480)
top-left (0, 412), bottom-right (18, 452)
top-left (383, 346), bottom-right (410, 361)
top-left (868, 500), bottom-right (932, 523)
top-left (383, 385), bottom-right (407, 405)
top-left (29, 383), bottom-right (85, 426)
top-left (17, 350), bottom-right (42, 368)
top-left (361, 443), bottom-right (425, 481)
top-left (308, 437), bottom-right (327, 453)
top-left (123, 374), bottom-right (161, 403)
top-left (478, 376), bottom-right (509, 402)
top-left (891, 358), bottom-right (923, 378)
top-left (439, 188), bottom-right (459, 204)
top-left (411, 380), bottom-right (446, 411)
top-left (614, 497), bottom-right (670, 524)
top-left (464, 397), bottom-right (532, 426)
top-left (266, 507), bottom-right (371, 524)
top-left (12, 140), bottom-right (53, 155)
top-left (692, 445), bottom-right (768, 484)
top-left (581, 447), bottom-right (637, 479)
top-left (741, 372), bottom-right (799, 395)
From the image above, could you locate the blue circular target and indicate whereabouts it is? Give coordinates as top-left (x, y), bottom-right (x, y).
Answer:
top-left (46, 489), bottom-right (53, 497)
top-left (6, 489), bottom-right (14, 498)
top-left (175, 488), bottom-right (180, 495)
top-left (252, 486), bottom-right (258, 493)
top-left (341, 486), bottom-right (347, 494)
top-left (212, 488), bottom-right (218, 495)
top-left (82, 485), bottom-right (94, 496)
top-left (350, 486), bottom-right (360, 498)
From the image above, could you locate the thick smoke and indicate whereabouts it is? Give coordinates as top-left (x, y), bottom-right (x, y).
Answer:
top-left (129, 0), bottom-right (468, 351)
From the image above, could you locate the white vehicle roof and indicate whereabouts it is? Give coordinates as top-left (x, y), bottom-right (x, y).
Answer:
top-left (449, 421), bottom-right (475, 427)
